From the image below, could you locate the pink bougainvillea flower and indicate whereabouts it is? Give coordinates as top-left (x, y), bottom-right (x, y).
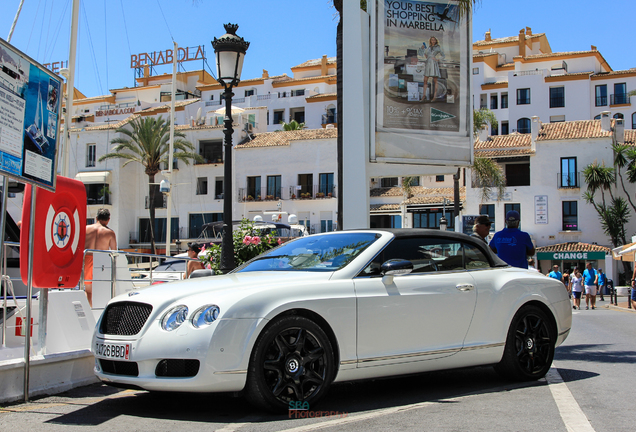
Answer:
top-left (243, 235), bottom-right (252, 245)
top-left (277, 238), bottom-right (282, 245)
top-left (252, 236), bottom-right (261, 245)
top-left (205, 263), bottom-right (212, 269)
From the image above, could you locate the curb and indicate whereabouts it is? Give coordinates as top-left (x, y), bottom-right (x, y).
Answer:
top-left (604, 304), bottom-right (636, 313)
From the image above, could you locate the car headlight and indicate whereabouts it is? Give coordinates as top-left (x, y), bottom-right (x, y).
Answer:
top-left (161, 305), bottom-right (189, 331)
top-left (191, 305), bottom-right (220, 328)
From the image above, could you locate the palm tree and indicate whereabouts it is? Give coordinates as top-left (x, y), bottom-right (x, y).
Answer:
top-left (473, 108), bottom-right (498, 137)
top-left (99, 115), bottom-right (203, 254)
top-left (583, 161), bottom-right (615, 208)
top-left (471, 157), bottom-right (506, 203)
top-left (583, 160), bottom-right (632, 276)
top-left (277, 120), bottom-right (306, 131)
top-left (612, 143), bottom-right (636, 212)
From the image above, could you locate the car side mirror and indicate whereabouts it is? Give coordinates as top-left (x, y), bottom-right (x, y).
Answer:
top-left (381, 259), bottom-right (413, 276)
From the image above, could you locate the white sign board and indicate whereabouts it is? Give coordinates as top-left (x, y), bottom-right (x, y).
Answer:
top-left (0, 38), bottom-right (61, 191)
top-left (375, 0), bottom-right (472, 165)
top-left (535, 195), bottom-right (548, 224)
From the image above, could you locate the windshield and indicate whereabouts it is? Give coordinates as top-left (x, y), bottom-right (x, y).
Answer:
top-left (236, 232), bottom-right (379, 273)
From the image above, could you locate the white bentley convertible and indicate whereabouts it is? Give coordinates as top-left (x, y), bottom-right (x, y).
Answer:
top-left (92, 229), bottom-right (572, 412)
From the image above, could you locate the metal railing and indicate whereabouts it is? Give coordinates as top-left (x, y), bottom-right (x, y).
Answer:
top-left (610, 93), bottom-right (629, 105)
top-left (558, 172), bottom-right (580, 188)
top-left (595, 96), bottom-right (607, 107)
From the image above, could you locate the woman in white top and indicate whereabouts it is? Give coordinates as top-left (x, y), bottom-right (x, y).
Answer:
top-left (570, 269), bottom-right (583, 310)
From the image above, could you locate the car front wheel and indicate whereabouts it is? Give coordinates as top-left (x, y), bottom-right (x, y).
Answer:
top-left (495, 305), bottom-right (555, 381)
top-left (245, 315), bottom-right (335, 412)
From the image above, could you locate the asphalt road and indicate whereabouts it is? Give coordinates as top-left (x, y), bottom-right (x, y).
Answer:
top-left (1, 304), bottom-right (634, 431)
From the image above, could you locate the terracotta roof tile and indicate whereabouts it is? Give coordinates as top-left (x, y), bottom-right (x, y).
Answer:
top-left (623, 130), bottom-right (636, 146)
top-left (235, 128), bottom-right (338, 149)
top-left (524, 50), bottom-right (598, 60)
top-left (591, 68), bottom-right (636, 77)
top-left (306, 92), bottom-right (337, 100)
top-left (370, 204), bottom-right (401, 211)
top-left (138, 99), bottom-right (199, 115)
top-left (537, 120), bottom-right (612, 141)
top-left (475, 133), bottom-right (531, 149)
top-left (292, 57), bottom-right (337, 68)
top-left (536, 242), bottom-right (611, 253)
top-left (474, 149), bottom-right (535, 158)
top-left (473, 33), bottom-right (545, 47)
top-left (70, 114), bottom-right (140, 131)
top-left (404, 186), bottom-right (465, 205)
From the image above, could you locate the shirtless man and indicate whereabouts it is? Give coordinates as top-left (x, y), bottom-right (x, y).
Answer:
top-left (84, 208), bottom-right (117, 306)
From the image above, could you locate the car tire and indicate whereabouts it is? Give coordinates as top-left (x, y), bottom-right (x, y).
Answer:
top-left (245, 315), bottom-right (335, 412)
top-left (494, 305), bottom-right (555, 381)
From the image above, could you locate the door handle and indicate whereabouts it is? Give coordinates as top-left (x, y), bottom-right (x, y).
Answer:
top-left (456, 284), bottom-right (474, 291)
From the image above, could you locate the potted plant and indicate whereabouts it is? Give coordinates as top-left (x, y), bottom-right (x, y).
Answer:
top-left (247, 195), bottom-right (254, 201)
top-left (266, 194), bottom-right (274, 200)
top-left (316, 192), bottom-right (325, 198)
top-left (327, 192), bottom-right (332, 198)
top-left (291, 193), bottom-right (296, 199)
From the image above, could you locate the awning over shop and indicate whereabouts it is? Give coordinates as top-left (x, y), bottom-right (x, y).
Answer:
top-left (75, 171), bottom-right (112, 184)
top-left (536, 242), bottom-right (610, 261)
top-left (612, 242), bottom-right (636, 262)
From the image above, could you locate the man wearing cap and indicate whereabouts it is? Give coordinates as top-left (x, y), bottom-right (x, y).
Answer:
top-left (489, 210), bottom-right (535, 269)
top-left (471, 215), bottom-right (491, 243)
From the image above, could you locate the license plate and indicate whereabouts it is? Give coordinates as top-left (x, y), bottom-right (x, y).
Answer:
top-left (94, 342), bottom-right (131, 360)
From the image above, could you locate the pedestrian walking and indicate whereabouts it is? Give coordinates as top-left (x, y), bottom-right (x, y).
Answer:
top-left (547, 265), bottom-right (563, 282)
top-left (563, 270), bottom-right (571, 297)
top-left (583, 262), bottom-right (599, 310)
top-left (489, 211), bottom-right (535, 269)
top-left (570, 268), bottom-right (583, 310)
top-left (597, 268), bottom-right (606, 301)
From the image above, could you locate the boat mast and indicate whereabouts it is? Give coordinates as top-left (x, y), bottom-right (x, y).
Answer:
top-left (6, 0), bottom-right (26, 42)
top-left (63, 0), bottom-right (81, 177)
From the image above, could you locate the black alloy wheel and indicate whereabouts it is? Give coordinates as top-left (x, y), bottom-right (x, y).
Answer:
top-left (495, 305), bottom-right (555, 381)
top-left (245, 316), bottom-right (335, 412)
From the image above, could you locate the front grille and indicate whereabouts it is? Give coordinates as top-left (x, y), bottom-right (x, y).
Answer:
top-left (100, 302), bottom-right (153, 335)
top-left (155, 359), bottom-right (200, 377)
top-left (100, 359), bottom-right (139, 376)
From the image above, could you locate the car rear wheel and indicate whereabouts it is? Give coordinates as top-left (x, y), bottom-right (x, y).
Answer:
top-left (245, 315), bottom-right (335, 412)
top-left (494, 305), bottom-right (555, 381)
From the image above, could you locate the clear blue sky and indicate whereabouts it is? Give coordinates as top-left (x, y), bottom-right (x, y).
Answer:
top-left (2, 0), bottom-right (635, 99)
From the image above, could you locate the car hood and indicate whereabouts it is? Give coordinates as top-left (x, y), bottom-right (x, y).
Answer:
top-left (111, 271), bottom-right (335, 318)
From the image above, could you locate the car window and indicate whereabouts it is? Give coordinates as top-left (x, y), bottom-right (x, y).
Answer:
top-left (359, 237), bottom-right (465, 276)
top-left (464, 243), bottom-right (492, 270)
top-left (236, 232), bottom-right (379, 273)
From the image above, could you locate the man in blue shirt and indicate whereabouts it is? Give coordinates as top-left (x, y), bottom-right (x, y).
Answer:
top-left (489, 211), bottom-right (535, 269)
top-left (547, 265), bottom-right (563, 283)
top-left (583, 262), bottom-right (599, 310)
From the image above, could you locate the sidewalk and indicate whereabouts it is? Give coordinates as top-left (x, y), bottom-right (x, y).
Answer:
top-left (602, 299), bottom-right (636, 313)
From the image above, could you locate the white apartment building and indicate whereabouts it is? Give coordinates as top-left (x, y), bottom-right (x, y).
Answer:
top-left (465, 115), bottom-right (636, 282)
top-left (473, 27), bottom-right (636, 135)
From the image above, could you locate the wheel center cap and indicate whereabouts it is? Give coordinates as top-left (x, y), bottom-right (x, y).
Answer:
top-left (525, 338), bottom-right (534, 350)
top-left (286, 358), bottom-right (300, 373)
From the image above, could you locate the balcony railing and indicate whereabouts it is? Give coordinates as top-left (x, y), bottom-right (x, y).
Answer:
top-left (595, 95), bottom-right (607, 107)
top-left (238, 185), bottom-right (337, 202)
top-left (550, 96), bottom-right (565, 108)
top-left (558, 172), bottom-right (580, 189)
top-left (321, 113), bottom-right (336, 125)
top-left (205, 100), bottom-right (222, 106)
top-left (610, 93), bottom-right (629, 105)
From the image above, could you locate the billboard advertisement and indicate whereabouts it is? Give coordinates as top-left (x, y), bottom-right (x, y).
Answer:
top-left (0, 38), bottom-right (61, 191)
top-left (375, 0), bottom-right (472, 165)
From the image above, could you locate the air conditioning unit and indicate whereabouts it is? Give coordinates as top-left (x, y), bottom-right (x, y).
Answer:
top-left (244, 123), bottom-right (253, 133)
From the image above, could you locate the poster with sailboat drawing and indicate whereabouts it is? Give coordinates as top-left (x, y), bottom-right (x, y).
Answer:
top-left (0, 38), bottom-right (61, 191)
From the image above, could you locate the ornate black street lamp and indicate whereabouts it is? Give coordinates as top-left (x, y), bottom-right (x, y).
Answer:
top-left (212, 23), bottom-right (249, 273)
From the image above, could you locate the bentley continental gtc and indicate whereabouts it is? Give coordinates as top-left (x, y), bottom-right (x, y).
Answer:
top-left (92, 229), bottom-right (572, 412)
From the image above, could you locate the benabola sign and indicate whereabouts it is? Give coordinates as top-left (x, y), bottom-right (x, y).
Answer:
top-left (130, 45), bottom-right (205, 68)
